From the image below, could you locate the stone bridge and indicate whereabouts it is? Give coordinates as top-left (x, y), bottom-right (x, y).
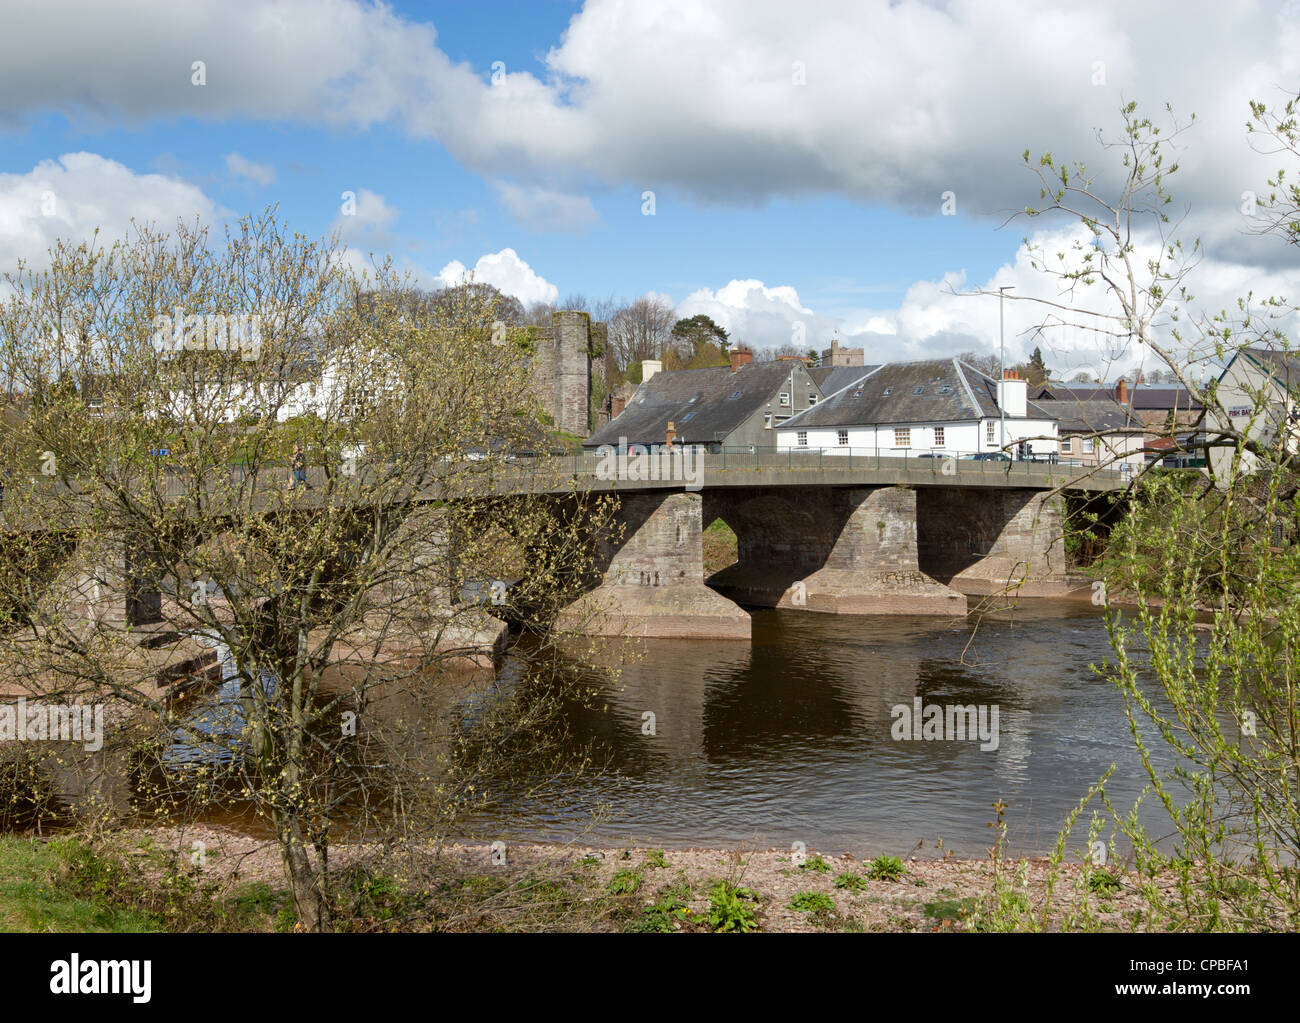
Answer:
top-left (1, 452), bottom-right (1123, 640)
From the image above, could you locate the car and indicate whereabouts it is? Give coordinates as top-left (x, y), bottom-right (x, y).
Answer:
top-left (965, 452), bottom-right (1012, 461)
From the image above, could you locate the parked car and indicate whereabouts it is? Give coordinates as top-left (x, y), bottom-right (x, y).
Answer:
top-left (964, 452), bottom-right (1012, 461)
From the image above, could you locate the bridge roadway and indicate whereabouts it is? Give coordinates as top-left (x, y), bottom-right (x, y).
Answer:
top-left (0, 450), bottom-right (1136, 638)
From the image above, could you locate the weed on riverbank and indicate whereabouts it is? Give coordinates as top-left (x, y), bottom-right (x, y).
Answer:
top-left (0, 828), bottom-right (1281, 933)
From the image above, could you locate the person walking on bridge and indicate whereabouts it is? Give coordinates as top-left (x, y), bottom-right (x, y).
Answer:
top-left (290, 443), bottom-right (310, 490)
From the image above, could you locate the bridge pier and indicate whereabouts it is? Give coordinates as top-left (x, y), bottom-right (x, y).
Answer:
top-left (706, 486), bottom-right (966, 615)
top-left (557, 491), bottom-right (751, 639)
top-left (70, 532), bottom-right (164, 630)
top-left (917, 488), bottom-right (1071, 597)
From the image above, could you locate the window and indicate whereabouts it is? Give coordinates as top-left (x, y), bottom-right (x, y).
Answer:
top-left (779, 392), bottom-right (790, 407)
top-left (939, 385), bottom-right (951, 394)
top-left (797, 431), bottom-right (808, 447)
top-left (1082, 436), bottom-right (1094, 454)
top-left (933, 426), bottom-right (945, 447)
top-left (895, 427), bottom-right (911, 448)
top-left (808, 394), bottom-right (818, 405)
top-left (1060, 437), bottom-right (1072, 453)
top-left (913, 386), bottom-right (924, 395)
top-left (837, 429), bottom-right (849, 446)
top-left (764, 412), bottom-right (773, 428)
top-left (774, 415), bottom-right (791, 425)
top-left (986, 421), bottom-right (996, 445)
top-left (882, 388), bottom-right (892, 396)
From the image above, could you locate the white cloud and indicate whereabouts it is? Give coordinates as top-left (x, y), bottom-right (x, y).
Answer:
top-left (0, 152), bottom-right (222, 273)
top-left (5, 0), bottom-right (1295, 245)
top-left (681, 223), bottom-right (1300, 377)
top-left (225, 152), bottom-right (276, 185)
top-left (436, 248), bottom-right (558, 306)
top-left (332, 188), bottom-right (399, 246)
top-left (492, 181), bottom-right (598, 234)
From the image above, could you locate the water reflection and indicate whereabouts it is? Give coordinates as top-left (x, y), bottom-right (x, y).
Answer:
top-left (463, 605), bottom-right (1179, 857)
top-left (163, 633), bottom-right (276, 768)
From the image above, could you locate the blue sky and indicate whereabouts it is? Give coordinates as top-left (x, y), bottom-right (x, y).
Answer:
top-left (2, 0), bottom-right (1298, 375)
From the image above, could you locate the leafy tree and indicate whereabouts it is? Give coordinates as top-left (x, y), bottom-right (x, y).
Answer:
top-left (1023, 346), bottom-right (1051, 387)
top-left (0, 210), bottom-right (618, 931)
top-left (1017, 100), bottom-right (1300, 929)
top-left (670, 314), bottom-right (730, 357)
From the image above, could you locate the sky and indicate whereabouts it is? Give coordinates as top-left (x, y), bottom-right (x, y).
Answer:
top-left (2, 0), bottom-right (1300, 380)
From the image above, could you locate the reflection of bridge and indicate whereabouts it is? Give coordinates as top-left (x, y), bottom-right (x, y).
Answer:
top-left (4, 452), bottom-right (1125, 640)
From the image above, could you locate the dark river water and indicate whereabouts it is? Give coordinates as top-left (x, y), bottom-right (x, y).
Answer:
top-left (461, 602), bottom-right (1181, 858)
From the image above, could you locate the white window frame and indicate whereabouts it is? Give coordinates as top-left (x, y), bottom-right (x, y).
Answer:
top-left (779, 391), bottom-right (791, 407)
top-left (1082, 436), bottom-right (1095, 454)
top-left (837, 429), bottom-right (849, 446)
top-left (933, 426), bottom-right (945, 447)
top-left (985, 421), bottom-right (996, 445)
top-left (895, 427), bottom-right (911, 448)
top-left (797, 430), bottom-right (808, 447)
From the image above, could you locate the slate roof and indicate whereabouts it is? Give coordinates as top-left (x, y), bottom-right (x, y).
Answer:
top-left (776, 358), bottom-right (1053, 429)
top-left (808, 365), bottom-right (878, 395)
top-left (1035, 382), bottom-right (1202, 411)
top-left (583, 361), bottom-right (799, 447)
top-left (1048, 398), bottom-right (1145, 434)
top-left (1243, 347), bottom-right (1300, 392)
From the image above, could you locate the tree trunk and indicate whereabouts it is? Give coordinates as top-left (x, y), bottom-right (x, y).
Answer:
top-left (277, 808), bottom-right (331, 932)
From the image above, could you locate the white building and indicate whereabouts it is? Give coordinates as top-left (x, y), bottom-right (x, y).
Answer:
top-left (775, 358), bottom-right (1059, 458)
top-left (1206, 346), bottom-right (1300, 484)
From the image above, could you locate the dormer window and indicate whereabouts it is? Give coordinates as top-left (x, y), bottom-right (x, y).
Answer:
top-left (779, 392), bottom-right (790, 406)
top-left (882, 388), bottom-right (892, 396)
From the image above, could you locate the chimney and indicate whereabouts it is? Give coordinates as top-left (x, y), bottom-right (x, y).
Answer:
top-left (642, 359), bottom-right (662, 383)
top-left (611, 394), bottom-right (627, 418)
top-left (997, 369), bottom-right (1027, 417)
top-left (1116, 377), bottom-right (1128, 405)
top-left (730, 347), bottom-right (753, 372)
top-left (665, 420), bottom-right (676, 450)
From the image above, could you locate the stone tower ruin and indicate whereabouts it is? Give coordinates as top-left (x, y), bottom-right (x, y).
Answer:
top-left (528, 310), bottom-right (605, 438)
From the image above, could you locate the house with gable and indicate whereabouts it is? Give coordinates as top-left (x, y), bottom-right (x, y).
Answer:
top-left (775, 357), bottom-right (1059, 459)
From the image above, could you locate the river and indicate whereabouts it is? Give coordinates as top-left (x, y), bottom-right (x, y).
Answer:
top-left (457, 602), bottom-right (1181, 858)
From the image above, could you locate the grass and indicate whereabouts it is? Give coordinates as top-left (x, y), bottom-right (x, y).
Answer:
top-left (923, 896), bottom-right (980, 925)
top-left (834, 870), bottom-right (866, 891)
top-left (789, 891), bottom-right (835, 913)
top-left (607, 869), bottom-right (642, 896)
top-left (0, 834), bottom-right (293, 933)
top-left (800, 854), bottom-right (832, 873)
top-left (865, 855), bottom-right (907, 882)
top-left (706, 880), bottom-right (760, 933)
top-left (0, 836), bottom-right (160, 932)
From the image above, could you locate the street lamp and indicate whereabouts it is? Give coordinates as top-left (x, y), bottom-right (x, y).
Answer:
top-left (999, 285), bottom-right (1014, 456)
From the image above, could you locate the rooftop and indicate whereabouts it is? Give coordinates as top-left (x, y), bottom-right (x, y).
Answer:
top-left (584, 360), bottom-right (801, 446)
top-left (777, 358), bottom-right (1053, 429)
